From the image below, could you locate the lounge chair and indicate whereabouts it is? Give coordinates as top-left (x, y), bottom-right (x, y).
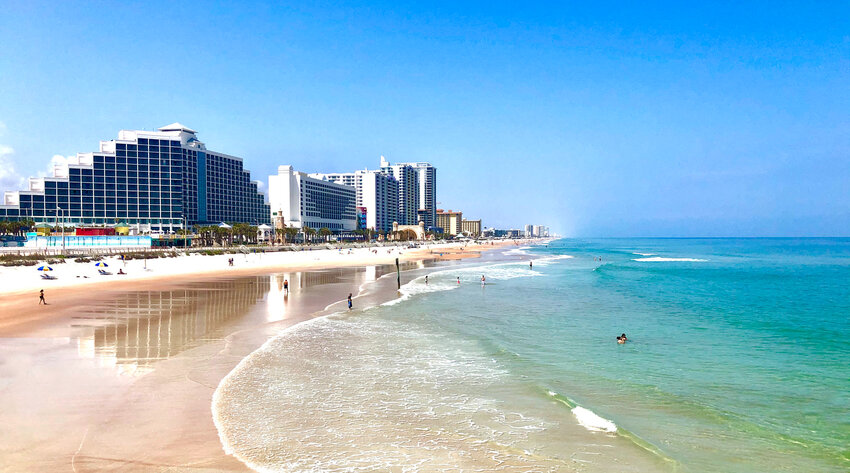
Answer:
top-left (98, 269), bottom-right (112, 276)
top-left (40, 273), bottom-right (57, 280)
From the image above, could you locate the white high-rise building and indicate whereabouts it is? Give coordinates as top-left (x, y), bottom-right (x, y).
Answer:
top-left (525, 224), bottom-right (534, 237)
top-left (395, 161), bottom-right (437, 228)
top-left (268, 165), bottom-right (356, 231)
top-left (312, 170), bottom-right (398, 232)
top-left (380, 156), bottom-right (420, 225)
top-left (533, 225), bottom-right (545, 238)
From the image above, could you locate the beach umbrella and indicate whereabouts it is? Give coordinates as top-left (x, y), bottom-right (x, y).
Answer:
top-left (95, 262), bottom-right (109, 267)
top-left (37, 266), bottom-right (53, 271)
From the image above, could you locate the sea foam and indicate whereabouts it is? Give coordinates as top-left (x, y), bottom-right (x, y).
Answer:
top-left (633, 257), bottom-right (708, 262)
top-left (571, 406), bottom-right (618, 433)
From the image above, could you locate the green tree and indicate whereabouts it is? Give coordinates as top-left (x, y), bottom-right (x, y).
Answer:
top-left (319, 227), bottom-right (332, 242)
top-left (303, 226), bottom-right (316, 244)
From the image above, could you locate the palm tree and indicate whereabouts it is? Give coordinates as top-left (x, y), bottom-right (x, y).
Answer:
top-left (285, 227), bottom-right (299, 244)
top-left (303, 226), bottom-right (316, 244)
top-left (319, 227), bottom-right (332, 242)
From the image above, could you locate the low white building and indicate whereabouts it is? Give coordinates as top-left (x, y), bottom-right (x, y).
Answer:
top-left (268, 165), bottom-right (356, 232)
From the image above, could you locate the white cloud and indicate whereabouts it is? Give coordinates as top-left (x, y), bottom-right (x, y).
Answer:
top-left (41, 154), bottom-right (73, 178)
top-left (0, 145), bottom-right (27, 195)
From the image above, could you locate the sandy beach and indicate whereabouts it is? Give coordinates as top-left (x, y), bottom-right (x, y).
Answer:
top-left (0, 240), bottom-right (517, 472)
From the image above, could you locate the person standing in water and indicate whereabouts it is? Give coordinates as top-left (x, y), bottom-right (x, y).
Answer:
top-left (529, 261), bottom-right (533, 269)
top-left (425, 275), bottom-right (428, 285)
top-left (283, 279), bottom-right (289, 295)
top-left (481, 275), bottom-right (486, 285)
top-left (347, 293), bottom-right (353, 310)
top-left (457, 277), bottom-right (461, 285)
top-left (38, 289), bottom-right (46, 305)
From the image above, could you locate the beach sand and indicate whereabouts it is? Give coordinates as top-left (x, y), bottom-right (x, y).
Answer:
top-left (0, 240), bottom-right (515, 472)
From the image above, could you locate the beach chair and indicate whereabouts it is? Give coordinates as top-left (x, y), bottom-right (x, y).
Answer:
top-left (40, 273), bottom-right (57, 280)
top-left (98, 269), bottom-right (112, 276)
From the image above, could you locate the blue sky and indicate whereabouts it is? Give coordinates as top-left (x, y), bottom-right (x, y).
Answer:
top-left (0, 1), bottom-right (847, 236)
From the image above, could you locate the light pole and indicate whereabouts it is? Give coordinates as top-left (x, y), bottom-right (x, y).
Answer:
top-left (56, 206), bottom-right (65, 254)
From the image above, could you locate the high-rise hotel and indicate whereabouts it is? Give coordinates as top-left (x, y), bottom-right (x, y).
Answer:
top-left (0, 123), bottom-right (270, 232)
top-left (315, 169), bottom-right (399, 232)
top-left (379, 157), bottom-right (437, 227)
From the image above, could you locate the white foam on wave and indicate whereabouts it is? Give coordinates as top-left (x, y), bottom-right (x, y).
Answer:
top-left (633, 257), bottom-right (708, 262)
top-left (382, 255), bottom-right (572, 307)
top-left (633, 252), bottom-right (656, 256)
top-left (529, 255), bottom-right (573, 266)
top-left (571, 406), bottom-right (618, 433)
top-left (504, 248), bottom-right (530, 256)
top-left (213, 306), bottom-right (561, 472)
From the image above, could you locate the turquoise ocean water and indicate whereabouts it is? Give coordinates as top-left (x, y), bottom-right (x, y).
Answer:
top-left (215, 238), bottom-right (849, 472)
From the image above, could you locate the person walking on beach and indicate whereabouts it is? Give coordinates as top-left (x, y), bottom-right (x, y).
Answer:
top-left (347, 293), bottom-right (353, 310)
top-left (283, 279), bottom-right (289, 295)
top-left (38, 289), bottom-right (46, 305)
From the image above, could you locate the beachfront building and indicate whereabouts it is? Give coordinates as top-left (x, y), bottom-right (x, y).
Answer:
top-left (461, 218), bottom-right (482, 236)
top-left (436, 209), bottom-right (463, 236)
top-left (534, 225), bottom-right (550, 237)
top-left (0, 123), bottom-right (270, 233)
top-left (268, 165), bottom-right (357, 232)
top-left (394, 161), bottom-right (436, 228)
top-left (380, 157), bottom-right (420, 225)
top-left (314, 170), bottom-right (399, 232)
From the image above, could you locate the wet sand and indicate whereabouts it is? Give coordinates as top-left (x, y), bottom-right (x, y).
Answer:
top-left (0, 245), bottom-right (509, 472)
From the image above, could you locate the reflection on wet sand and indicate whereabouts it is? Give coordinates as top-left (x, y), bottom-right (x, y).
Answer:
top-left (70, 278), bottom-right (269, 374)
top-left (67, 262), bottom-right (431, 374)
top-left (266, 262), bottom-right (425, 321)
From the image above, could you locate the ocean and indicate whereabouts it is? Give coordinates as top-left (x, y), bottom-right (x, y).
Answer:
top-left (213, 238), bottom-right (850, 472)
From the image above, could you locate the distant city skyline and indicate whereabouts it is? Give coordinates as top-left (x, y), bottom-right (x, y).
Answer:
top-left (1, 2), bottom-right (847, 236)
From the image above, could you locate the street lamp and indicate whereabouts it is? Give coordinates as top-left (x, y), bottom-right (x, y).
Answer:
top-left (56, 206), bottom-right (65, 254)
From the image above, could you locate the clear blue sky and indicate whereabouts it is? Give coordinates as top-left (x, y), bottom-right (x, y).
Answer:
top-left (0, 1), bottom-right (847, 236)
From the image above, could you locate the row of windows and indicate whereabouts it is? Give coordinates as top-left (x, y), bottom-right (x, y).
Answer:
top-left (5, 137), bottom-right (270, 226)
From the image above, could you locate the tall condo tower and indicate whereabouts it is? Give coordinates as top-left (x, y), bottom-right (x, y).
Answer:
top-left (380, 156), bottom-right (420, 226)
top-left (395, 161), bottom-right (437, 229)
top-left (313, 170), bottom-right (398, 232)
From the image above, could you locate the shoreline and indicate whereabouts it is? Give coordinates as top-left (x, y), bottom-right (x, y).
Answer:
top-left (0, 240), bottom-right (519, 472)
top-left (0, 240), bottom-right (519, 335)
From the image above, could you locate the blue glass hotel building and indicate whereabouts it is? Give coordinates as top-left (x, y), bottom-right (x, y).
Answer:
top-left (0, 123), bottom-right (270, 232)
